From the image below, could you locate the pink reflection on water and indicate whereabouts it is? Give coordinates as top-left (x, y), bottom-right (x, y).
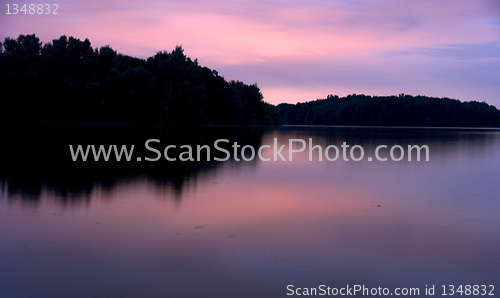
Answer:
top-left (1, 127), bottom-right (500, 296)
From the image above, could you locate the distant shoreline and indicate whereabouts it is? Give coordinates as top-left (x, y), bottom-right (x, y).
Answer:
top-left (276, 94), bottom-right (500, 127)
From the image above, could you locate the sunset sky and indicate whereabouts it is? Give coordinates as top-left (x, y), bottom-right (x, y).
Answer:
top-left (1, 0), bottom-right (499, 106)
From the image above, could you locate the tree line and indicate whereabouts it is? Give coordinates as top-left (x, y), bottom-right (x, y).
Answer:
top-left (0, 34), bottom-right (279, 125)
top-left (2, 34), bottom-right (498, 127)
top-left (276, 94), bottom-right (500, 127)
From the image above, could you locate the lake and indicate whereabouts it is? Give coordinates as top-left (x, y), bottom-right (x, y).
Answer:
top-left (1, 124), bottom-right (499, 297)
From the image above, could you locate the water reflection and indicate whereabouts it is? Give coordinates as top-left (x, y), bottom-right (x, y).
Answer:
top-left (2, 125), bottom-right (499, 207)
top-left (0, 124), bottom-right (270, 206)
top-left (1, 125), bottom-right (499, 297)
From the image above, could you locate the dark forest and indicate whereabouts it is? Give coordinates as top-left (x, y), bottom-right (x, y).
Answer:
top-left (0, 34), bottom-right (278, 125)
top-left (2, 34), bottom-right (500, 127)
top-left (277, 94), bottom-right (500, 127)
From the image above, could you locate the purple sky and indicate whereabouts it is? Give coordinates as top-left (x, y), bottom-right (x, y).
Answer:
top-left (2, 0), bottom-right (500, 106)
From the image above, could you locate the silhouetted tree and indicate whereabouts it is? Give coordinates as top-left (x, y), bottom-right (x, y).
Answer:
top-left (0, 34), bottom-right (279, 125)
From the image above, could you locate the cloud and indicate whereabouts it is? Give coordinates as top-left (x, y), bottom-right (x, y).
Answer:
top-left (393, 42), bottom-right (500, 61)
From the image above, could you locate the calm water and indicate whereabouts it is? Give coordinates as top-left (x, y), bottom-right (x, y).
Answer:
top-left (1, 124), bottom-right (499, 297)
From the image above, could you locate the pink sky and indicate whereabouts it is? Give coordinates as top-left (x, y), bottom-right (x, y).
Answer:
top-left (1, 0), bottom-right (500, 106)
